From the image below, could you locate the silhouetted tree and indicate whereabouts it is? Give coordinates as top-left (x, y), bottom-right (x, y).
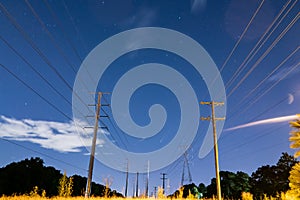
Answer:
top-left (0, 157), bottom-right (61, 196)
top-left (198, 183), bottom-right (206, 196)
top-left (0, 157), bottom-right (123, 197)
top-left (250, 152), bottom-right (298, 199)
top-left (204, 171), bottom-right (250, 200)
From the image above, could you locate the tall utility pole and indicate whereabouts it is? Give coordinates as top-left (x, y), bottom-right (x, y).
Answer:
top-left (125, 161), bottom-right (129, 197)
top-left (161, 173), bottom-right (167, 195)
top-left (132, 179), bottom-right (135, 197)
top-left (136, 172), bottom-right (139, 197)
top-left (145, 161), bottom-right (150, 197)
top-left (85, 92), bottom-right (102, 198)
top-left (200, 101), bottom-right (225, 200)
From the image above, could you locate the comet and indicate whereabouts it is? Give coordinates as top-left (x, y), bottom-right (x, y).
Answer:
top-left (225, 114), bottom-right (299, 131)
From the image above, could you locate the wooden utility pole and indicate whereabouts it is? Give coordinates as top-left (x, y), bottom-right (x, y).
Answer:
top-left (154, 186), bottom-right (157, 198)
top-left (200, 101), bottom-right (225, 200)
top-left (85, 92), bottom-right (102, 198)
top-left (145, 160), bottom-right (150, 198)
top-left (161, 173), bottom-right (167, 195)
top-left (136, 172), bottom-right (139, 197)
top-left (132, 179), bottom-right (135, 197)
top-left (125, 161), bottom-right (129, 197)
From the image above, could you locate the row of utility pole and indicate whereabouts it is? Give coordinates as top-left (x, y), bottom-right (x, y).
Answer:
top-left (84, 91), bottom-right (224, 200)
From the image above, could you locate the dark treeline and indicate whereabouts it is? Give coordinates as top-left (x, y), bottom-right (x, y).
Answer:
top-left (0, 157), bottom-right (123, 197)
top-left (170, 152), bottom-right (298, 200)
top-left (0, 152), bottom-right (297, 199)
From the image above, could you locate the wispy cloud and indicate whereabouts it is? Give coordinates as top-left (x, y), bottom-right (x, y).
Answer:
top-left (268, 62), bottom-right (300, 82)
top-left (225, 114), bottom-right (299, 131)
top-left (191, 0), bottom-right (207, 15)
top-left (120, 7), bottom-right (157, 28)
top-left (0, 115), bottom-right (105, 153)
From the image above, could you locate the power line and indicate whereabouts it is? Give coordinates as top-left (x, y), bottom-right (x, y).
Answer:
top-left (0, 63), bottom-right (72, 121)
top-left (42, 0), bottom-right (83, 63)
top-left (238, 46), bottom-right (299, 107)
top-left (0, 33), bottom-right (93, 126)
top-left (226, 47), bottom-right (299, 123)
top-left (225, 0), bottom-right (296, 90)
top-left (227, 12), bottom-right (300, 97)
top-left (222, 125), bottom-right (285, 156)
top-left (227, 61), bottom-right (299, 124)
top-left (0, 35), bottom-right (72, 107)
top-left (24, 0), bottom-right (77, 74)
top-left (217, 91), bottom-right (296, 155)
top-left (0, 2), bottom-right (92, 116)
top-left (0, 2), bottom-right (73, 91)
top-left (0, 137), bottom-right (87, 172)
top-left (219, 0), bottom-right (265, 73)
top-left (61, 0), bottom-right (88, 54)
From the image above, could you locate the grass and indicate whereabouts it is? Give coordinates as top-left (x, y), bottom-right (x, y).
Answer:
top-left (0, 191), bottom-right (299, 200)
top-left (0, 195), bottom-right (299, 200)
top-left (0, 197), bottom-right (197, 200)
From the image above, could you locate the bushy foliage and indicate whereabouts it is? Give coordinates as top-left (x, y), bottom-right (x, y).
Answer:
top-left (0, 157), bottom-right (122, 197)
top-left (250, 152), bottom-right (298, 199)
top-left (0, 157), bottom-right (61, 196)
top-left (289, 115), bottom-right (300, 158)
top-left (205, 171), bottom-right (250, 199)
top-left (288, 117), bottom-right (300, 198)
top-left (58, 171), bottom-right (73, 197)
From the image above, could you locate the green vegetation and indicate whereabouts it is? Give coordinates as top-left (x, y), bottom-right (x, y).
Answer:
top-left (0, 154), bottom-right (297, 199)
top-left (0, 158), bottom-right (122, 197)
top-left (288, 116), bottom-right (300, 198)
top-left (58, 171), bottom-right (73, 197)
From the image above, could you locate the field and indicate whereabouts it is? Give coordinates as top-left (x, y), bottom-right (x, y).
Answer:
top-left (0, 194), bottom-right (299, 200)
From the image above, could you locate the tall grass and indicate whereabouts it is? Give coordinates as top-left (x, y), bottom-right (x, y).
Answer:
top-left (0, 193), bottom-right (299, 200)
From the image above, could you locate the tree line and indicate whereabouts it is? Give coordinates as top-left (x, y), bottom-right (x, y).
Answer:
top-left (0, 152), bottom-right (298, 199)
top-left (0, 157), bottom-right (123, 197)
top-left (170, 152), bottom-right (298, 200)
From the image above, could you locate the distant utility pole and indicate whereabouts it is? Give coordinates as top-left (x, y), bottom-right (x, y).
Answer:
top-left (161, 173), bottom-right (167, 195)
top-left (200, 101), bottom-right (225, 200)
top-left (132, 179), bottom-right (135, 197)
top-left (136, 172), bottom-right (139, 197)
top-left (154, 186), bottom-right (157, 198)
top-left (85, 92), bottom-right (109, 198)
top-left (125, 161), bottom-right (129, 197)
top-left (145, 161), bottom-right (150, 197)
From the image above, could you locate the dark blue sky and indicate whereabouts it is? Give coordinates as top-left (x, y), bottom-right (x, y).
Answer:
top-left (0, 0), bottom-right (299, 196)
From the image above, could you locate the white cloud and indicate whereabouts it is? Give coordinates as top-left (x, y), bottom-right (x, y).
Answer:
top-left (0, 115), bottom-right (106, 153)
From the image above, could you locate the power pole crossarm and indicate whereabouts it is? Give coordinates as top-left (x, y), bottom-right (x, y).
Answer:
top-left (201, 117), bottom-right (225, 121)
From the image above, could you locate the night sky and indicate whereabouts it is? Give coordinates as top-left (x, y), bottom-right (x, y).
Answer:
top-left (0, 0), bottom-right (299, 196)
